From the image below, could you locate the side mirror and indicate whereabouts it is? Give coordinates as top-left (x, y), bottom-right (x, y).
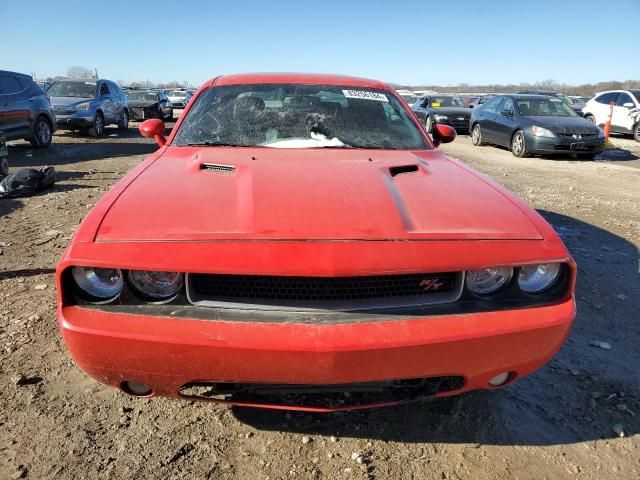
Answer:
top-left (431, 124), bottom-right (456, 146)
top-left (501, 109), bottom-right (513, 117)
top-left (623, 102), bottom-right (635, 108)
top-left (140, 119), bottom-right (166, 146)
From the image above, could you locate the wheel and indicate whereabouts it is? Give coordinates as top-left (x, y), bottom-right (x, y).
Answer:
top-left (29, 116), bottom-right (53, 148)
top-left (471, 124), bottom-right (485, 146)
top-left (585, 115), bottom-right (596, 125)
top-left (0, 157), bottom-right (8, 176)
top-left (89, 112), bottom-right (105, 137)
top-left (425, 116), bottom-right (433, 134)
top-left (117, 110), bottom-right (129, 130)
top-left (510, 130), bottom-right (529, 157)
top-left (634, 122), bottom-right (640, 142)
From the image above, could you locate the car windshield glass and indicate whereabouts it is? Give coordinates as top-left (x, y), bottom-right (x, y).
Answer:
top-left (400, 95), bottom-right (417, 103)
top-left (173, 84), bottom-right (429, 150)
top-left (171, 91), bottom-right (186, 97)
top-left (128, 92), bottom-right (158, 102)
top-left (47, 81), bottom-right (96, 98)
top-left (429, 97), bottom-right (464, 107)
top-left (516, 98), bottom-right (578, 117)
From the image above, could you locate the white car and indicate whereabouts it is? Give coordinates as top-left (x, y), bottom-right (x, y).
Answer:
top-left (167, 90), bottom-right (193, 109)
top-left (582, 90), bottom-right (640, 141)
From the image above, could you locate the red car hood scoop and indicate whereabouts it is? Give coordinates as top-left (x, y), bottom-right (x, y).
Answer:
top-left (96, 148), bottom-right (542, 242)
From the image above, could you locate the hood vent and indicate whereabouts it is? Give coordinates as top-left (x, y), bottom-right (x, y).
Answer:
top-left (389, 164), bottom-right (419, 177)
top-left (200, 163), bottom-right (236, 174)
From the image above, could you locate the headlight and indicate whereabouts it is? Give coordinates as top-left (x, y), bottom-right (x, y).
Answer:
top-left (530, 125), bottom-right (555, 137)
top-left (75, 102), bottom-right (91, 111)
top-left (434, 114), bottom-right (448, 121)
top-left (72, 266), bottom-right (124, 302)
top-left (518, 263), bottom-right (561, 294)
top-left (128, 270), bottom-right (183, 302)
top-left (466, 268), bottom-right (513, 295)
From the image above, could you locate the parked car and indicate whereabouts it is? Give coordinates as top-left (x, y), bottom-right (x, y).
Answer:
top-left (57, 73), bottom-right (575, 411)
top-left (412, 95), bottom-right (471, 133)
top-left (518, 90), bottom-right (585, 115)
top-left (47, 79), bottom-right (129, 136)
top-left (582, 90), bottom-right (640, 142)
top-left (167, 90), bottom-right (192, 108)
top-left (470, 94), bottom-right (605, 159)
top-left (469, 95), bottom-right (495, 108)
top-left (0, 70), bottom-right (56, 148)
top-left (127, 90), bottom-right (173, 121)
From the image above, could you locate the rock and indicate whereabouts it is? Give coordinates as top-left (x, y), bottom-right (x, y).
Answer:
top-left (330, 436), bottom-right (338, 443)
top-left (612, 423), bottom-right (624, 438)
top-left (245, 432), bottom-right (254, 439)
top-left (301, 435), bottom-right (311, 445)
top-left (590, 341), bottom-right (612, 350)
top-left (11, 466), bottom-right (27, 479)
top-left (28, 314), bottom-right (42, 322)
top-left (344, 468), bottom-right (352, 474)
top-left (569, 369), bottom-right (579, 376)
top-left (34, 284), bottom-right (48, 290)
top-left (327, 453), bottom-right (334, 459)
top-left (616, 404), bottom-right (627, 412)
top-left (614, 293), bottom-right (627, 301)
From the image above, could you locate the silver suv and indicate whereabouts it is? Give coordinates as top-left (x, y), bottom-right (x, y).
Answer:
top-left (47, 79), bottom-right (129, 136)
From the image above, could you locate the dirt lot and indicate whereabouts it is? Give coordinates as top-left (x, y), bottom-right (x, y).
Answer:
top-left (0, 121), bottom-right (638, 480)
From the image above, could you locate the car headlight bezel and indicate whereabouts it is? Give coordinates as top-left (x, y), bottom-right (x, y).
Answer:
top-left (74, 102), bottom-right (91, 111)
top-left (71, 266), bottom-right (124, 303)
top-left (465, 267), bottom-right (514, 295)
top-left (127, 270), bottom-right (184, 303)
top-left (517, 263), bottom-right (562, 294)
top-left (530, 125), bottom-right (556, 138)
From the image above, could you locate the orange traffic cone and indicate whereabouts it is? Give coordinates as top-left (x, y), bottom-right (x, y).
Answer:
top-left (603, 101), bottom-right (614, 140)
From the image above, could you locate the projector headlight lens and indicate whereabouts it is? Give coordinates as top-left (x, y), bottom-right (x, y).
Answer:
top-left (518, 263), bottom-right (562, 294)
top-left (128, 270), bottom-right (183, 301)
top-left (466, 268), bottom-right (513, 295)
top-left (72, 266), bottom-right (124, 302)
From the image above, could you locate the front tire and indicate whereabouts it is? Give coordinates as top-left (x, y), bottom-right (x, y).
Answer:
top-left (89, 112), bottom-right (105, 137)
top-left (634, 122), bottom-right (640, 142)
top-left (471, 124), bottom-right (485, 146)
top-left (117, 110), bottom-right (129, 131)
top-left (511, 130), bottom-right (529, 157)
top-left (425, 116), bottom-right (433, 134)
top-left (585, 115), bottom-right (596, 125)
top-left (29, 116), bottom-right (53, 148)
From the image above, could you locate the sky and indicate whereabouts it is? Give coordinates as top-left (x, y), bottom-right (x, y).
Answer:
top-left (2, 0), bottom-right (639, 87)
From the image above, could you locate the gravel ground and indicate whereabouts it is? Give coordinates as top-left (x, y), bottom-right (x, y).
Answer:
top-left (0, 121), bottom-right (638, 480)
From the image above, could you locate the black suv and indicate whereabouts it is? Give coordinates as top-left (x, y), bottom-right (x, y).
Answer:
top-left (0, 70), bottom-right (56, 147)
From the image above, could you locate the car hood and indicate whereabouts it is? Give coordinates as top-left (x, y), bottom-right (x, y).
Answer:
top-left (526, 116), bottom-right (600, 134)
top-left (432, 107), bottom-right (471, 116)
top-left (96, 148), bottom-right (543, 242)
top-left (49, 96), bottom-right (94, 107)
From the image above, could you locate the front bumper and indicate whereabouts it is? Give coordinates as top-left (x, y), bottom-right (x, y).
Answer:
top-left (525, 133), bottom-right (605, 154)
top-left (436, 118), bottom-right (470, 134)
top-left (54, 111), bottom-right (94, 129)
top-left (59, 298), bottom-right (575, 411)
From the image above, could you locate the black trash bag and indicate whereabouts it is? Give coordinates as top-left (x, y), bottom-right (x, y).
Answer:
top-left (0, 166), bottom-right (55, 199)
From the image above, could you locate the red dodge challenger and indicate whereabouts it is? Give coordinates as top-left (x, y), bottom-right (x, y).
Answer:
top-left (57, 73), bottom-right (576, 412)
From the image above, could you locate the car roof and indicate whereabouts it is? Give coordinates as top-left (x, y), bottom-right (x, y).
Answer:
top-left (210, 73), bottom-right (390, 90)
top-left (500, 94), bottom-right (558, 100)
top-left (0, 70), bottom-right (32, 80)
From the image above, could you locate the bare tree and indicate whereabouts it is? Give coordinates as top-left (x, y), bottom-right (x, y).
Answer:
top-left (66, 66), bottom-right (94, 79)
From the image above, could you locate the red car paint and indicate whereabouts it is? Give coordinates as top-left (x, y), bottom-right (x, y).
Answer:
top-left (57, 73), bottom-right (576, 411)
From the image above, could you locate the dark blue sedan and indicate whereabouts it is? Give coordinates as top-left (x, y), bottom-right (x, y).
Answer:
top-left (469, 94), bottom-right (605, 159)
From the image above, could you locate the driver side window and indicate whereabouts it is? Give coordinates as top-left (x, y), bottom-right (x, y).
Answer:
top-left (501, 98), bottom-right (514, 114)
top-left (100, 83), bottom-right (110, 96)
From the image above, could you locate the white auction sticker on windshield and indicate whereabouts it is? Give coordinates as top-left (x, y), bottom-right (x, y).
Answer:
top-left (342, 90), bottom-right (389, 102)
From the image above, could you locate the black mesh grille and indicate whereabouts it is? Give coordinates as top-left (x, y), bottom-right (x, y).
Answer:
top-left (190, 272), bottom-right (457, 302)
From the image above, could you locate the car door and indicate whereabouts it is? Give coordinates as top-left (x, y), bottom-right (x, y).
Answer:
top-left (0, 73), bottom-right (31, 139)
top-left (98, 82), bottom-right (115, 123)
top-left (590, 92), bottom-right (618, 126)
top-left (477, 96), bottom-right (503, 143)
top-left (109, 82), bottom-right (124, 121)
top-left (493, 97), bottom-right (517, 146)
top-left (612, 92), bottom-right (636, 133)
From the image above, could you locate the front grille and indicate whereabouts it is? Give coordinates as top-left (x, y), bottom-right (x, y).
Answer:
top-left (447, 118), bottom-right (470, 130)
top-left (556, 133), bottom-right (597, 139)
top-left (187, 271), bottom-right (462, 311)
top-left (179, 376), bottom-right (465, 409)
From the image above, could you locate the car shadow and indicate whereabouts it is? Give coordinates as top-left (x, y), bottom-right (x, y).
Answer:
top-left (232, 211), bottom-right (640, 446)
